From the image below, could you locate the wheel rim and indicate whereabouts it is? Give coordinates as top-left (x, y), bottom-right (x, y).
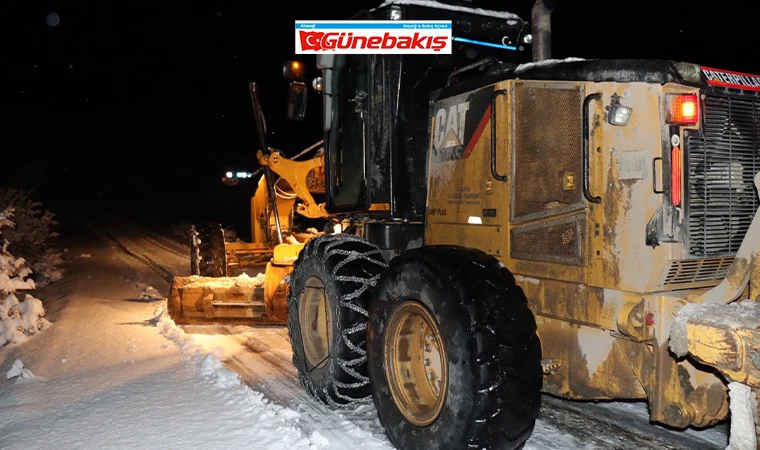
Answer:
top-left (385, 300), bottom-right (447, 427)
top-left (299, 277), bottom-right (331, 370)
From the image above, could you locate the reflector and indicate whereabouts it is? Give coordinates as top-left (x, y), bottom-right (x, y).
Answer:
top-left (671, 145), bottom-right (682, 206)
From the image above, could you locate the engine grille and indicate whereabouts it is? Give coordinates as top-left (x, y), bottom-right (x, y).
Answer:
top-left (512, 83), bottom-right (584, 222)
top-left (661, 257), bottom-right (734, 287)
top-left (686, 89), bottom-right (760, 257)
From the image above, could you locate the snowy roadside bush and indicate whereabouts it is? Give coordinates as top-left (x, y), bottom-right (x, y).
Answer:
top-left (0, 206), bottom-right (52, 349)
top-left (0, 188), bottom-right (63, 286)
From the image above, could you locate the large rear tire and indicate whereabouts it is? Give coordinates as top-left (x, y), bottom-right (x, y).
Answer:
top-left (287, 234), bottom-right (387, 406)
top-left (368, 246), bottom-right (542, 450)
top-left (191, 223), bottom-right (227, 277)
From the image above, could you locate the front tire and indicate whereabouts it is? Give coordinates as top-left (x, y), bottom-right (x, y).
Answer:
top-left (287, 234), bottom-right (387, 406)
top-left (192, 222), bottom-right (227, 277)
top-left (368, 246), bottom-right (542, 450)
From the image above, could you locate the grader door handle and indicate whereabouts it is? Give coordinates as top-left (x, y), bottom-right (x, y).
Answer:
top-left (652, 157), bottom-right (664, 194)
top-left (491, 89), bottom-right (508, 182)
top-left (582, 92), bottom-right (603, 204)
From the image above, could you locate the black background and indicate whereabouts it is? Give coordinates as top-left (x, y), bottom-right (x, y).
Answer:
top-left (2, 1), bottom-right (757, 225)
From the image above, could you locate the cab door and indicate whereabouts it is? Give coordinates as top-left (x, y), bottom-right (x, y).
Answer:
top-left (325, 54), bottom-right (370, 213)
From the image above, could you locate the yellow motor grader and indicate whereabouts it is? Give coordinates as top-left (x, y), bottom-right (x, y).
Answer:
top-left (167, 82), bottom-right (331, 326)
top-left (167, 1), bottom-right (760, 449)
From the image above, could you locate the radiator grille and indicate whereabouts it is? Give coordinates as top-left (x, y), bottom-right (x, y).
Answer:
top-left (662, 257), bottom-right (734, 287)
top-left (511, 216), bottom-right (585, 266)
top-left (686, 90), bottom-right (760, 257)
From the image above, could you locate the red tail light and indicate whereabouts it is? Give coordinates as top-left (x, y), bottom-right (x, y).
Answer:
top-left (667, 94), bottom-right (699, 125)
top-left (671, 145), bottom-right (682, 206)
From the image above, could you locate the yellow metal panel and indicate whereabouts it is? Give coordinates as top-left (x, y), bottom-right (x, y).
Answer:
top-left (425, 223), bottom-right (504, 257)
top-left (425, 81), bottom-right (509, 256)
top-left (585, 82), bottom-right (699, 293)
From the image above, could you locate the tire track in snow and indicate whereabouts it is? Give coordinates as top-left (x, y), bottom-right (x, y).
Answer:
top-left (189, 325), bottom-right (393, 449)
top-left (101, 228), bottom-right (177, 284)
top-left (102, 220), bottom-right (729, 450)
top-left (123, 225), bottom-right (189, 259)
top-left (537, 395), bottom-right (726, 450)
top-left (100, 221), bottom-right (394, 448)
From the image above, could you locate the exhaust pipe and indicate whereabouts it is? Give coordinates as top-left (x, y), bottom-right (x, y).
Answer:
top-left (531, 0), bottom-right (555, 62)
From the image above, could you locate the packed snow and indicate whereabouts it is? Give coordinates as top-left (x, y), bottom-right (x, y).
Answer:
top-left (0, 249), bottom-right (339, 449)
top-left (0, 215), bottom-right (736, 449)
top-left (727, 382), bottom-right (757, 450)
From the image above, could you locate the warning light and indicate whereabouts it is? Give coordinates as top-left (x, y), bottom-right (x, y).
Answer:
top-left (667, 94), bottom-right (699, 125)
top-left (283, 60), bottom-right (305, 80)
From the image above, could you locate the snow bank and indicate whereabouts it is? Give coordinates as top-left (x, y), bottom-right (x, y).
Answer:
top-left (151, 300), bottom-right (319, 449)
top-left (0, 207), bottom-right (53, 348)
top-left (0, 188), bottom-right (63, 286)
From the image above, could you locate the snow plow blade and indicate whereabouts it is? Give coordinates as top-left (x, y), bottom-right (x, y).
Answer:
top-left (167, 270), bottom-right (289, 325)
top-left (670, 301), bottom-right (760, 449)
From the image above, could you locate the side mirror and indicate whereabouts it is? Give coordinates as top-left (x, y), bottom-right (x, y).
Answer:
top-left (287, 81), bottom-right (308, 121)
top-left (283, 60), bottom-right (306, 81)
top-left (312, 76), bottom-right (323, 93)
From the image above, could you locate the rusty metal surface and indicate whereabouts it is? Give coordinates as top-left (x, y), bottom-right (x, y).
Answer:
top-left (167, 275), bottom-right (286, 326)
top-left (660, 256), bottom-right (734, 288)
top-left (424, 82), bottom-right (507, 256)
top-left (536, 315), bottom-right (647, 401)
top-left (424, 79), bottom-right (737, 430)
top-left (671, 301), bottom-right (760, 388)
top-left (263, 263), bottom-right (291, 323)
top-left (511, 213), bottom-right (585, 266)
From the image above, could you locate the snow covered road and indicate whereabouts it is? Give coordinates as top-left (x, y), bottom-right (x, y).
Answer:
top-left (0, 219), bottom-right (732, 449)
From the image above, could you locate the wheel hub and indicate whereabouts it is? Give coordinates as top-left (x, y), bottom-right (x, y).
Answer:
top-left (385, 300), bottom-right (447, 427)
top-left (299, 277), bottom-right (331, 370)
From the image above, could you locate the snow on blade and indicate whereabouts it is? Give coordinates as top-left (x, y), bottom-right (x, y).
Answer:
top-left (515, 57), bottom-right (588, 75)
top-left (376, 0), bottom-right (523, 21)
top-left (669, 301), bottom-right (760, 358)
top-left (179, 272), bottom-right (266, 290)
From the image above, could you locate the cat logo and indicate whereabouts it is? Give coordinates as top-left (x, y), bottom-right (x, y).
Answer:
top-left (430, 86), bottom-right (493, 162)
top-left (434, 101), bottom-right (470, 150)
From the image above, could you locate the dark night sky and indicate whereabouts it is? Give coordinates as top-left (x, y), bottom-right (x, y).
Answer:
top-left (2, 1), bottom-right (758, 223)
